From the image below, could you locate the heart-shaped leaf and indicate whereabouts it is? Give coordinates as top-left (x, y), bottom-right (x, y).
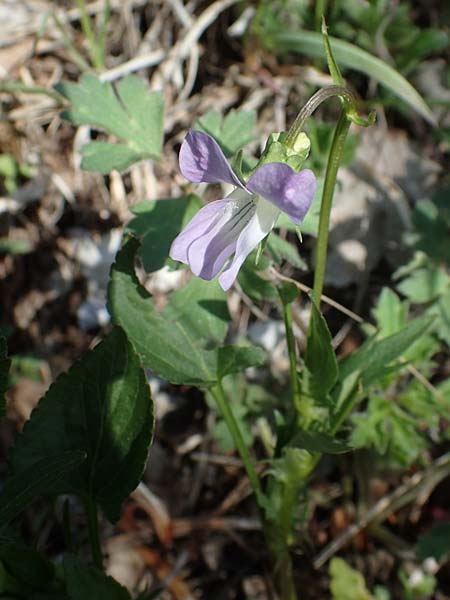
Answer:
top-left (10, 328), bottom-right (154, 522)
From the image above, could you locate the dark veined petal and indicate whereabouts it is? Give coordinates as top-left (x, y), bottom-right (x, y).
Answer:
top-left (187, 192), bottom-right (256, 281)
top-left (218, 197), bottom-right (279, 291)
top-left (170, 199), bottom-right (228, 264)
top-left (247, 163), bottom-right (316, 225)
top-left (179, 130), bottom-right (246, 189)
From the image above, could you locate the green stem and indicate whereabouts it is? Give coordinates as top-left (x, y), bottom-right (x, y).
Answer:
top-left (211, 382), bottom-right (262, 501)
top-left (312, 110), bottom-right (351, 307)
top-left (75, 0), bottom-right (104, 70)
top-left (281, 301), bottom-right (300, 405)
top-left (315, 0), bottom-right (328, 32)
top-left (277, 551), bottom-right (298, 600)
top-left (211, 383), bottom-right (298, 600)
top-left (84, 496), bottom-right (103, 570)
top-left (0, 80), bottom-right (65, 104)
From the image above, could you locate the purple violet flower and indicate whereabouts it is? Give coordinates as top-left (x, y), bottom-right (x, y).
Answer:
top-left (170, 130), bottom-right (316, 291)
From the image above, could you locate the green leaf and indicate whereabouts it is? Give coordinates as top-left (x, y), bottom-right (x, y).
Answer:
top-left (0, 543), bottom-right (54, 589)
top-left (322, 19), bottom-right (345, 86)
top-left (10, 328), bottom-right (153, 522)
top-left (408, 192), bottom-right (450, 262)
top-left (330, 370), bottom-right (361, 433)
top-left (351, 395), bottom-right (425, 467)
top-left (165, 277), bottom-right (229, 346)
top-left (339, 314), bottom-right (434, 386)
top-left (291, 430), bottom-right (352, 454)
top-left (126, 195), bottom-right (201, 273)
top-left (433, 292), bottom-right (450, 347)
top-left (0, 338), bottom-right (10, 420)
top-left (371, 288), bottom-right (408, 337)
top-left (304, 302), bottom-right (338, 401)
top-left (56, 74), bottom-right (164, 172)
top-left (418, 523), bottom-right (450, 561)
top-left (80, 142), bottom-right (141, 173)
top-left (64, 555), bottom-right (130, 600)
top-left (266, 233), bottom-right (307, 270)
top-left (396, 267), bottom-right (450, 304)
top-left (195, 109), bottom-right (257, 157)
top-left (108, 237), bottom-right (265, 385)
top-left (238, 264), bottom-right (278, 302)
top-left (270, 30), bottom-right (435, 124)
top-left (278, 281), bottom-right (298, 305)
top-left (329, 558), bottom-right (374, 600)
top-left (108, 236), bottom-right (218, 384)
top-left (217, 346), bottom-right (266, 381)
top-left (0, 451), bottom-right (86, 527)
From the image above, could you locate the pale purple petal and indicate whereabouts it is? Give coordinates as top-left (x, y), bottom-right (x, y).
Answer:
top-left (247, 164), bottom-right (316, 225)
top-left (179, 130), bottom-right (246, 189)
top-left (188, 193), bottom-right (256, 280)
top-left (218, 198), bottom-right (279, 291)
top-left (169, 199), bottom-right (227, 264)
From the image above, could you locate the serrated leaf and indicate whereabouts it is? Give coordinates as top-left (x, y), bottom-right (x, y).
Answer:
top-left (291, 430), bottom-right (352, 454)
top-left (0, 337), bottom-right (10, 420)
top-left (195, 109), bottom-right (257, 157)
top-left (351, 395), bottom-right (426, 467)
top-left (339, 314), bottom-right (434, 386)
top-left (10, 328), bottom-right (153, 522)
top-left (126, 196), bottom-right (200, 273)
top-left (64, 555), bottom-right (130, 600)
top-left (107, 237), bottom-right (264, 385)
top-left (304, 302), bottom-right (338, 401)
top-left (56, 74), bottom-right (164, 172)
top-left (270, 30), bottom-right (435, 124)
top-left (0, 451), bottom-right (86, 527)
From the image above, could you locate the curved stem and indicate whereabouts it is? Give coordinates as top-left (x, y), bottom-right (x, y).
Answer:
top-left (312, 110), bottom-right (351, 307)
top-left (84, 496), bottom-right (103, 570)
top-left (285, 85), bottom-right (354, 148)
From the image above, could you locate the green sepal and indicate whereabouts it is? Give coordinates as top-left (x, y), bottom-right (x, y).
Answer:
top-left (252, 131), bottom-right (311, 174)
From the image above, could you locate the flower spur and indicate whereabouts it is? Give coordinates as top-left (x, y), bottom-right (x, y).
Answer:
top-left (170, 130), bottom-right (316, 291)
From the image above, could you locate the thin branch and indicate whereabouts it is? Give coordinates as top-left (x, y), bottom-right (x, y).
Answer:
top-left (313, 450), bottom-right (450, 568)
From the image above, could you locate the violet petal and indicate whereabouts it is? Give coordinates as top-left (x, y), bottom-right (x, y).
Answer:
top-left (247, 164), bottom-right (316, 225)
top-left (169, 199), bottom-right (228, 264)
top-left (218, 197), bottom-right (278, 291)
top-left (179, 130), bottom-right (246, 189)
top-left (188, 193), bottom-right (256, 280)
